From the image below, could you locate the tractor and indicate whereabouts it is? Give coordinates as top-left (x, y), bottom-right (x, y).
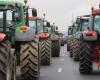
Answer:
top-left (50, 25), bottom-right (61, 57)
top-left (0, 1), bottom-right (18, 80)
top-left (0, 0), bottom-right (40, 80)
top-left (67, 15), bottom-right (90, 61)
top-left (67, 26), bottom-right (73, 51)
top-left (67, 23), bottom-right (78, 58)
top-left (30, 17), bottom-right (52, 65)
top-left (79, 5), bottom-right (100, 74)
top-left (72, 15), bottom-right (90, 61)
top-left (44, 22), bottom-right (61, 57)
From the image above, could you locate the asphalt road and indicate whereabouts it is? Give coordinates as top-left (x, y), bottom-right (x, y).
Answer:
top-left (17, 44), bottom-right (100, 80)
top-left (40, 44), bottom-right (100, 80)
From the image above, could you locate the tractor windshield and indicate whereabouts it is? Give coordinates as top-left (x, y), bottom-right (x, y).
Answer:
top-left (29, 20), bottom-right (36, 29)
top-left (81, 22), bottom-right (89, 31)
top-left (73, 24), bottom-right (78, 34)
top-left (37, 19), bottom-right (43, 33)
top-left (45, 27), bottom-right (52, 33)
top-left (94, 15), bottom-right (100, 31)
top-left (68, 27), bottom-right (73, 35)
top-left (0, 5), bottom-right (20, 32)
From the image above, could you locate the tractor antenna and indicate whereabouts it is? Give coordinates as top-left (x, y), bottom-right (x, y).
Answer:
top-left (43, 13), bottom-right (46, 20)
top-left (71, 13), bottom-right (74, 24)
top-left (99, 4), bottom-right (100, 9)
top-left (91, 6), bottom-right (94, 13)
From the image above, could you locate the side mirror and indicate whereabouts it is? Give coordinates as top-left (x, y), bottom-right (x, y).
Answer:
top-left (76, 18), bottom-right (81, 23)
top-left (55, 26), bottom-right (58, 30)
top-left (47, 22), bottom-right (50, 27)
top-left (15, 3), bottom-right (19, 8)
top-left (88, 26), bottom-right (89, 30)
top-left (14, 12), bottom-right (20, 22)
top-left (44, 21), bottom-right (50, 27)
top-left (32, 8), bottom-right (37, 17)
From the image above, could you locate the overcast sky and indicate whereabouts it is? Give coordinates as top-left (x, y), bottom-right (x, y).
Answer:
top-left (28, 0), bottom-right (100, 31)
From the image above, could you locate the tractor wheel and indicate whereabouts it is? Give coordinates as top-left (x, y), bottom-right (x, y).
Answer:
top-left (79, 41), bottom-right (93, 74)
top-left (69, 40), bottom-right (74, 57)
top-left (69, 48), bottom-right (73, 57)
top-left (67, 39), bottom-right (71, 51)
top-left (73, 40), bottom-right (80, 61)
top-left (0, 41), bottom-right (14, 80)
top-left (67, 43), bottom-right (70, 51)
top-left (20, 37), bottom-right (40, 80)
top-left (52, 40), bottom-right (60, 57)
top-left (11, 49), bottom-right (16, 80)
top-left (40, 38), bottom-right (52, 65)
top-left (69, 37), bottom-right (77, 58)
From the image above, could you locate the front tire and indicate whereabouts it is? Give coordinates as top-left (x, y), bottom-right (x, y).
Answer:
top-left (73, 39), bottom-right (80, 61)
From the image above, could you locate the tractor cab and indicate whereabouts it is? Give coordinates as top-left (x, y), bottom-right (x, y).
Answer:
top-left (0, 1), bottom-right (23, 44)
top-left (31, 17), bottom-right (50, 39)
top-left (32, 17), bottom-right (44, 33)
top-left (68, 26), bottom-right (73, 35)
top-left (43, 20), bottom-right (51, 33)
top-left (89, 7), bottom-right (100, 33)
top-left (72, 15), bottom-right (90, 39)
top-left (76, 15), bottom-right (90, 32)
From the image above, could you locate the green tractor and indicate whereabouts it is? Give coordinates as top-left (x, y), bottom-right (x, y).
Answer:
top-left (30, 17), bottom-right (52, 65)
top-left (0, 0), bottom-right (40, 80)
top-left (0, 1), bottom-right (17, 80)
top-left (67, 15), bottom-right (90, 61)
top-left (44, 22), bottom-right (61, 57)
top-left (67, 23), bottom-right (77, 58)
top-left (50, 25), bottom-right (61, 57)
top-left (67, 26), bottom-right (73, 51)
top-left (79, 6), bottom-right (100, 74)
top-left (72, 15), bottom-right (90, 61)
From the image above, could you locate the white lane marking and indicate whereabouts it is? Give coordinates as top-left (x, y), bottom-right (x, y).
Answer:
top-left (61, 58), bottom-right (64, 61)
top-left (58, 68), bottom-right (62, 72)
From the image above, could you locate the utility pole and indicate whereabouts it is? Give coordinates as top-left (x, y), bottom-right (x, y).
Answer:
top-left (24, 0), bottom-right (27, 6)
top-left (43, 13), bottom-right (46, 20)
top-left (71, 13), bottom-right (74, 24)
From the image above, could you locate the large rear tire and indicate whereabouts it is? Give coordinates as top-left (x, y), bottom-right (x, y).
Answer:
top-left (20, 37), bottom-right (40, 80)
top-left (69, 36), bottom-right (75, 57)
top-left (67, 43), bottom-right (70, 51)
top-left (69, 37), bottom-right (78, 58)
top-left (40, 38), bottom-right (51, 65)
top-left (69, 40), bottom-right (74, 58)
top-left (67, 37), bottom-right (71, 52)
top-left (52, 40), bottom-right (60, 57)
top-left (79, 41), bottom-right (92, 74)
top-left (0, 41), bottom-right (14, 80)
top-left (11, 49), bottom-right (16, 80)
top-left (73, 39), bottom-right (80, 61)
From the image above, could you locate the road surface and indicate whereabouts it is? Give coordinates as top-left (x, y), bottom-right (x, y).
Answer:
top-left (17, 44), bottom-right (100, 80)
top-left (40, 44), bottom-right (100, 80)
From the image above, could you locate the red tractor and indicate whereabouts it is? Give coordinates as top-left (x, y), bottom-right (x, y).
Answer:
top-left (79, 5), bottom-right (100, 74)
